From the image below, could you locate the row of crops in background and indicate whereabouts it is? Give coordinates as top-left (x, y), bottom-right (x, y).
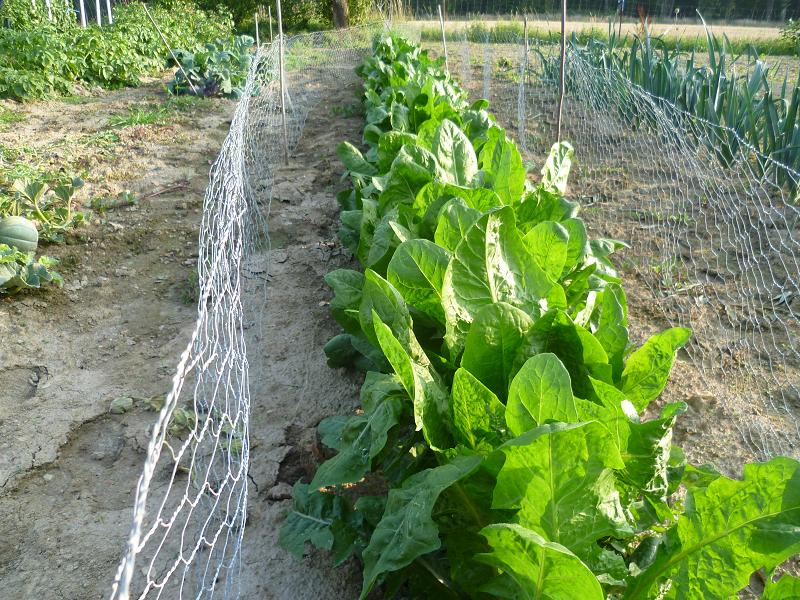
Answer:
top-left (0, 0), bottom-right (257, 294)
top-left (278, 33), bottom-right (800, 598)
top-left (537, 22), bottom-right (800, 185)
top-left (0, 0), bottom-right (238, 100)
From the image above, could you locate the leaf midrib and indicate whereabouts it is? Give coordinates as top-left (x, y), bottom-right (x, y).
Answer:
top-left (627, 505), bottom-right (800, 599)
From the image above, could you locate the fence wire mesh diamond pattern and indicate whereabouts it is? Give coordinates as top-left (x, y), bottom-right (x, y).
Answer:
top-left (110, 21), bottom-right (799, 599)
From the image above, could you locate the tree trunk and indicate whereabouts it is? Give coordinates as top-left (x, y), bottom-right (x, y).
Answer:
top-left (765, 0), bottom-right (775, 21)
top-left (332, 0), bottom-right (349, 28)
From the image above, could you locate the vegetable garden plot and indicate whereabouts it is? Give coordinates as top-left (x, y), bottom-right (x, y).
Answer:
top-left (432, 33), bottom-right (800, 467)
top-left (108, 27), bottom-right (379, 600)
top-left (110, 21), bottom-right (800, 600)
top-left (277, 33), bottom-right (800, 597)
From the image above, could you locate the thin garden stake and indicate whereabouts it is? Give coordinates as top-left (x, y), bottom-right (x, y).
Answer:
top-left (45, 0), bottom-right (52, 21)
top-left (142, 3), bottom-right (198, 95)
top-left (277, 0), bottom-right (289, 166)
top-left (557, 0), bottom-right (566, 142)
top-left (78, 0), bottom-right (87, 27)
top-left (437, 4), bottom-right (448, 73)
top-left (106, 0), bottom-right (113, 25)
top-left (255, 11), bottom-right (260, 46)
top-left (95, 0), bottom-right (101, 25)
top-left (269, 6), bottom-right (273, 42)
top-left (523, 14), bottom-right (529, 83)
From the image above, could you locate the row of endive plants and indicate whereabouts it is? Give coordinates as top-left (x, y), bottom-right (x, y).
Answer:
top-left (279, 34), bottom-right (800, 599)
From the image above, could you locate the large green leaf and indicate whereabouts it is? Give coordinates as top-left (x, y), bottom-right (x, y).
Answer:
top-left (451, 368), bottom-right (507, 450)
top-left (764, 575), bottom-right (800, 599)
top-left (434, 196), bottom-right (480, 252)
top-left (561, 217), bottom-right (589, 273)
top-left (516, 185), bottom-right (579, 231)
top-left (377, 145), bottom-right (439, 209)
top-left (625, 457), bottom-right (800, 599)
top-left (594, 284), bottom-right (629, 382)
top-left (431, 118), bottom-right (478, 186)
top-left (461, 302), bottom-right (533, 401)
top-left (310, 393), bottom-right (405, 488)
top-left (442, 207), bottom-right (558, 357)
top-left (325, 269), bottom-right (364, 335)
top-left (377, 131), bottom-right (418, 171)
top-left (359, 269), bottom-right (412, 348)
top-left (523, 221), bottom-right (570, 281)
top-left (493, 421), bottom-right (628, 559)
top-left (479, 126), bottom-right (526, 204)
top-left (337, 141), bottom-right (378, 175)
top-left (540, 141), bottom-right (574, 194)
top-left (373, 311), bottom-right (451, 449)
top-left (477, 523), bottom-right (604, 600)
top-left (386, 239), bottom-right (450, 324)
top-left (516, 310), bottom-right (612, 400)
top-left (620, 327), bottom-right (691, 412)
top-left (280, 483), bottom-right (352, 560)
top-left (506, 353), bottom-right (578, 435)
top-left (360, 455), bottom-right (483, 599)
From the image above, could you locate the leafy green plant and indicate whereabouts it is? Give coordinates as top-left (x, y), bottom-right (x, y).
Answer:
top-left (0, 177), bottom-right (85, 242)
top-left (544, 19), bottom-right (800, 189)
top-left (167, 35), bottom-right (254, 98)
top-left (0, 106), bottom-right (25, 129)
top-left (278, 33), bottom-right (800, 599)
top-left (107, 106), bottom-right (174, 128)
top-left (0, 243), bottom-right (62, 294)
top-left (0, 0), bottom-right (235, 101)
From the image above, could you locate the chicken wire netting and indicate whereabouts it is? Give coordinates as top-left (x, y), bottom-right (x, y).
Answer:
top-left (108, 24), bottom-right (382, 600)
top-left (424, 26), bottom-right (800, 462)
top-left (111, 17), bottom-right (800, 600)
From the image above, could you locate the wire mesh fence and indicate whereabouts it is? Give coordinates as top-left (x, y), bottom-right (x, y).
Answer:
top-left (427, 25), bottom-right (800, 462)
top-left (108, 25), bottom-right (380, 600)
top-left (110, 16), bottom-right (800, 600)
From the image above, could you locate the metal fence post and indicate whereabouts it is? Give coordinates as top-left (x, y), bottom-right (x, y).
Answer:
top-left (255, 10), bottom-right (260, 46)
top-left (78, 0), bottom-right (87, 27)
top-left (277, 0), bottom-right (289, 166)
top-left (557, 0), bottom-right (567, 143)
top-left (437, 4), bottom-right (448, 72)
top-left (106, 0), bottom-right (113, 25)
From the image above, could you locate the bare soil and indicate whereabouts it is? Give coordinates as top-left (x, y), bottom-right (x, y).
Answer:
top-left (0, 69), bottom-right (371, 598)
top-left (0, 81), bottom-right (237, 598)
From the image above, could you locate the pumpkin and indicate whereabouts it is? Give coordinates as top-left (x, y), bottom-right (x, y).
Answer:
top-left (0, 216), bottom-right (39, 253)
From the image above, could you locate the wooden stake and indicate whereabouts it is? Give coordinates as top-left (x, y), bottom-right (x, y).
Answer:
top-left (557, 0), bottom-right (566, 142)
top-left (523, 13), bottom-right (529, 83)
top-left (277, 0), bottom-right (289, 166)
top-left (95, 0), bottom-right (101, 25)
top-left (437, 4), bottom-right (448, 73)
top-left (105, 0), bottom-right (112, 25)
top-left (78, 0), bottom-right (87, 27)
top-left (143, 3), bottom-right (198, 95)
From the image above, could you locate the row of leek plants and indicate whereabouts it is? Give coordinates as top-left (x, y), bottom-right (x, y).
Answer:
top-left (539, 21), bottom-right (800, 191)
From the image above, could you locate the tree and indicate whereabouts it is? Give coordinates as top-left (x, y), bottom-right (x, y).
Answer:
top-left (333, 0), bottom-right (349, 27)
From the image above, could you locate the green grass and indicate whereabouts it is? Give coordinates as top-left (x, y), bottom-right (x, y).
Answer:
top-left (420, 23), bottom-right (797, 56)
top-left (107, 106), bottom-right (174, 128)
top-left (0, 107), bottom-right (25, 129)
